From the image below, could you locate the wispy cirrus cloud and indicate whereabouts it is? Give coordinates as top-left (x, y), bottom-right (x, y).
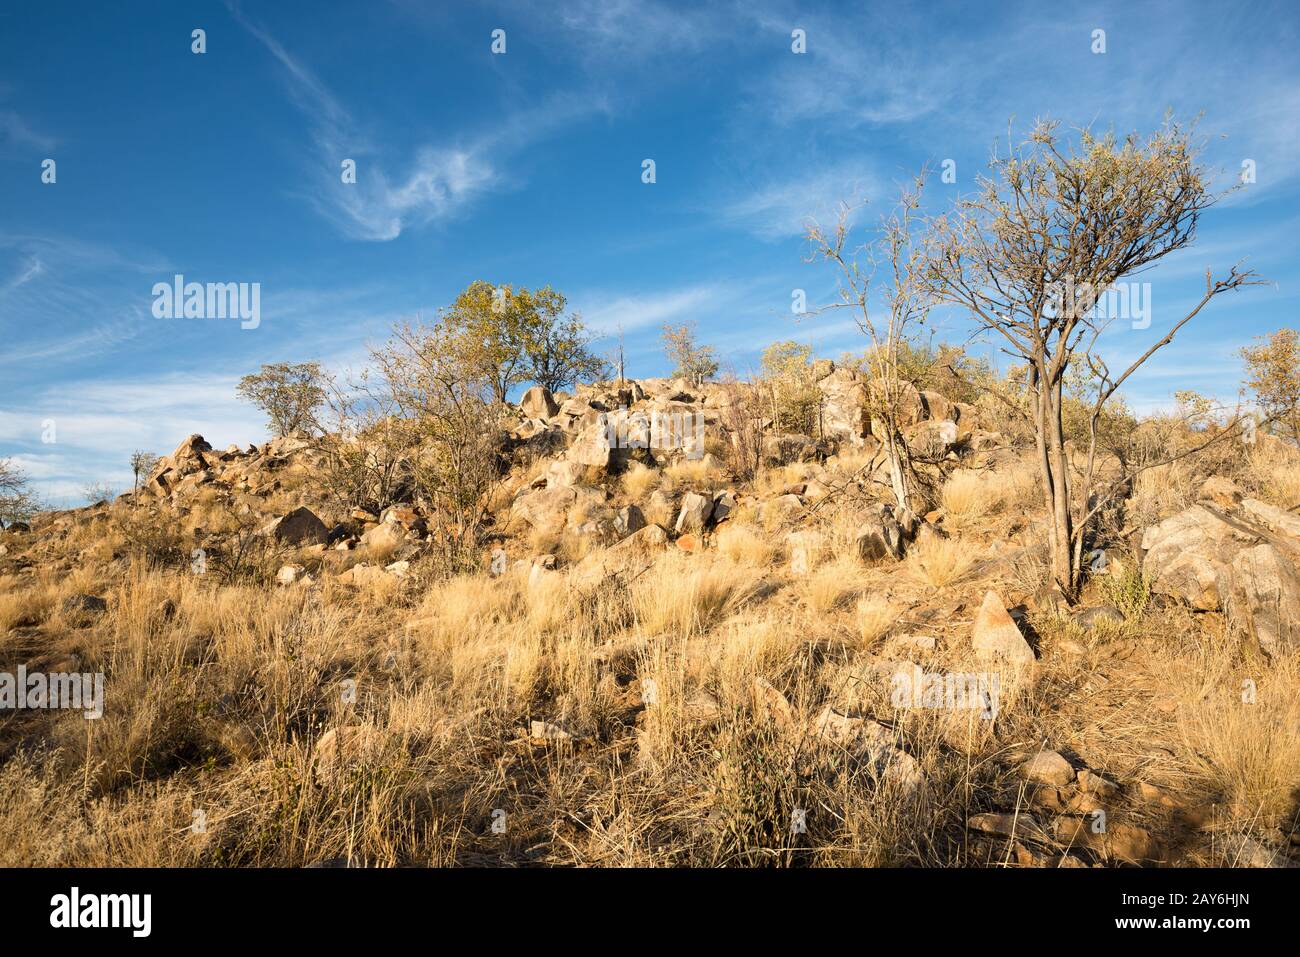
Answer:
top-left (719, 164), bottom-right (881, 240)
top-left (0, 107), bottom-right (54, 154)
top-left (228, 3), bottom-right (606, 241)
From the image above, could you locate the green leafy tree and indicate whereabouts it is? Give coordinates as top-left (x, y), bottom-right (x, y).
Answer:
top-left (1241, 328), bottom-right (1300, 441)
top-left (525, 310), bottom-right (608, 393)
top-left (760, 341), bottom-right (821, 434)
top-left (237, 362), bottom-right (327, 437)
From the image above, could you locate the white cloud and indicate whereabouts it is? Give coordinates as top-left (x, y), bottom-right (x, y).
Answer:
top-left (721, 165), bottom-right (880, 240)
top-left (579, 284), bottom-right (732, 336)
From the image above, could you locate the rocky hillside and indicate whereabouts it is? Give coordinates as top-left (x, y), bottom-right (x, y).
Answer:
top-left (1, 364), bottom-right (1297, 868)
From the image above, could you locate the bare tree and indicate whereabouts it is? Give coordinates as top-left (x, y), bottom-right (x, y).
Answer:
top-left (927, 119), bottom-right (1263, 596)
top-left (662, 322), bottom-right (719, 387)
top-left (130, 450), bottom-right (160, 498)
top-left (0, 458), bottom-right (39, 528)
top-left (807, 173), bottom-right (933, 514)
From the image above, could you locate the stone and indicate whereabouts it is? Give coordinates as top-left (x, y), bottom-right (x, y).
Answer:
top-left (711, 490), bottom-right (737, 524)
top-left (1022, 750), bottom-right (1075, 787)
top-left (262, 506), bottom-right (328, 546)
top-left (761, 433), bottom-right (822, 466)
top-left (855, 513), bottom-right (903, 562)
top-left (511, 485), bottom-right (579, 535)
top-left (675, 533), bottom-right (701, 553)
top-left (818, 369), bottom-right (872, 444)
top-left (1199, 476), bottom-right (1243, 509)
top-left (565, 420), bottom-right (616, 469)
top-left (787, 529), bottom-right (825, 575)
top-left (1072, 605), bottom-right (1125, 630)
top-left (571, 524), bottom-right (668, 588)
top-left (276, 564), bottom-right (306, 585)
top-left (1140, 505), bottom-right (1246, 610)
top-left (613, 505), bottom-right (646, 538)
top-left (380, 505), bottom-right (420, 526)
top-left (520, 384), bottom-right (560, 420)
top-left (1054, 817), bottom-right (1164, 864)
top-left (529, 720), bottom-right (576, 744)
top-left (1233, 543), bottom-right (1300, 655)
top-left (752, 677), bottom-right (796, 727)
top-left (313, 725), bottom-right (383, 779)
top-left (968, 812), bottom-right (1048, 842)
top-left (339, 564), bottom-right (396, 586)
top-left (920, 390), bottom-right (955, 422)
top-left (62, 593), bottom-right (107, 616)
top-left (972, 590), bottom-right (1036, 664)
top-left (360, 521), bottom-right (407, 554)
top-left (674, 492), bottom-right (714, 534)
top-left (546, 460), bottom-right (587, 488)
top-left (1077, 769), bottom-right (1120, 798)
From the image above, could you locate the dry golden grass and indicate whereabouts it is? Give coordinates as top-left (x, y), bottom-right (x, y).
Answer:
top-left (803, 558), bottom-right (861, 613)
top-left (941, 465), bottom-right (1038, 530)
top-left (3, 429), bottom-right (1299, 870)
top-left (631, 552), bottom-right (755, 638)
top-left (904, 535), bottom-right (982, 588)
top-left (1250, 441), bottom-right (1300, 508)
top-left (717, 522), bottom-right (777, 565)
top-left (620, 462), bottom-right (659, 498)
top-left (662, 457), bottom-right (723, 491)
top-left (856, 595), bottom-right (897, 645)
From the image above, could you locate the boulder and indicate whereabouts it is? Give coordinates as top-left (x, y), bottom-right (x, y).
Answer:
top-left (360, 521), bottom-right (407, 554)
top-left (855, 510), bottom-right (904, 562)
top-left (1140, 505), bottom-right (1246, 610)
top-left (62, 594), bottom-right (108, 617)
top-left (674, 492), bottom-right (714, 534)
top-left (565, 420), bottom-right (616, 469)
top-left (1231, 543), bottom-right (1300, 656)
top-left (262, 507), bottom-right (328, 546)
top-left (520, 385), bottom-right (560, 420)
top-left (546, 460), bottom-right (587, 488)
top-left (972, 590), bottom-right (1035, 664)
top-left (511, 485), bottom-right (579, 534)
top-left (818, 369), bottom-right (871, 444)
top-left (1022, 750), bottom-right (1075, 787)
top-left (1199, 476), bottom-right (1243, 509)
top-left (787, 529), bottom-right (825, 574)
top-left (571, 524), bottom-right (668, 588)
top-left (761, 433), bottom-right (822, 466)
top-left (613, 505), bottom-right (646, 538)
top-left (920, 390), bottom-right (955, 423)
top-left (711, 490), bottom-right (737, 524)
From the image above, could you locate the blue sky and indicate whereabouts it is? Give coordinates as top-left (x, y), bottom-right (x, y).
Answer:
top-left (1, 0), bottom-right (1297, 504)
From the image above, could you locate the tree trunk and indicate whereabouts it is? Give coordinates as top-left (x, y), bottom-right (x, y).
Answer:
top-left (1030, 361), bottom-right (1074, 598)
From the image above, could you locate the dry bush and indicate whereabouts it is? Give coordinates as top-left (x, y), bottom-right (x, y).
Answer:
top-left (904, 535), bottom-right (981, 589)
top-left (620, 461), bottom-right (659, 498)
